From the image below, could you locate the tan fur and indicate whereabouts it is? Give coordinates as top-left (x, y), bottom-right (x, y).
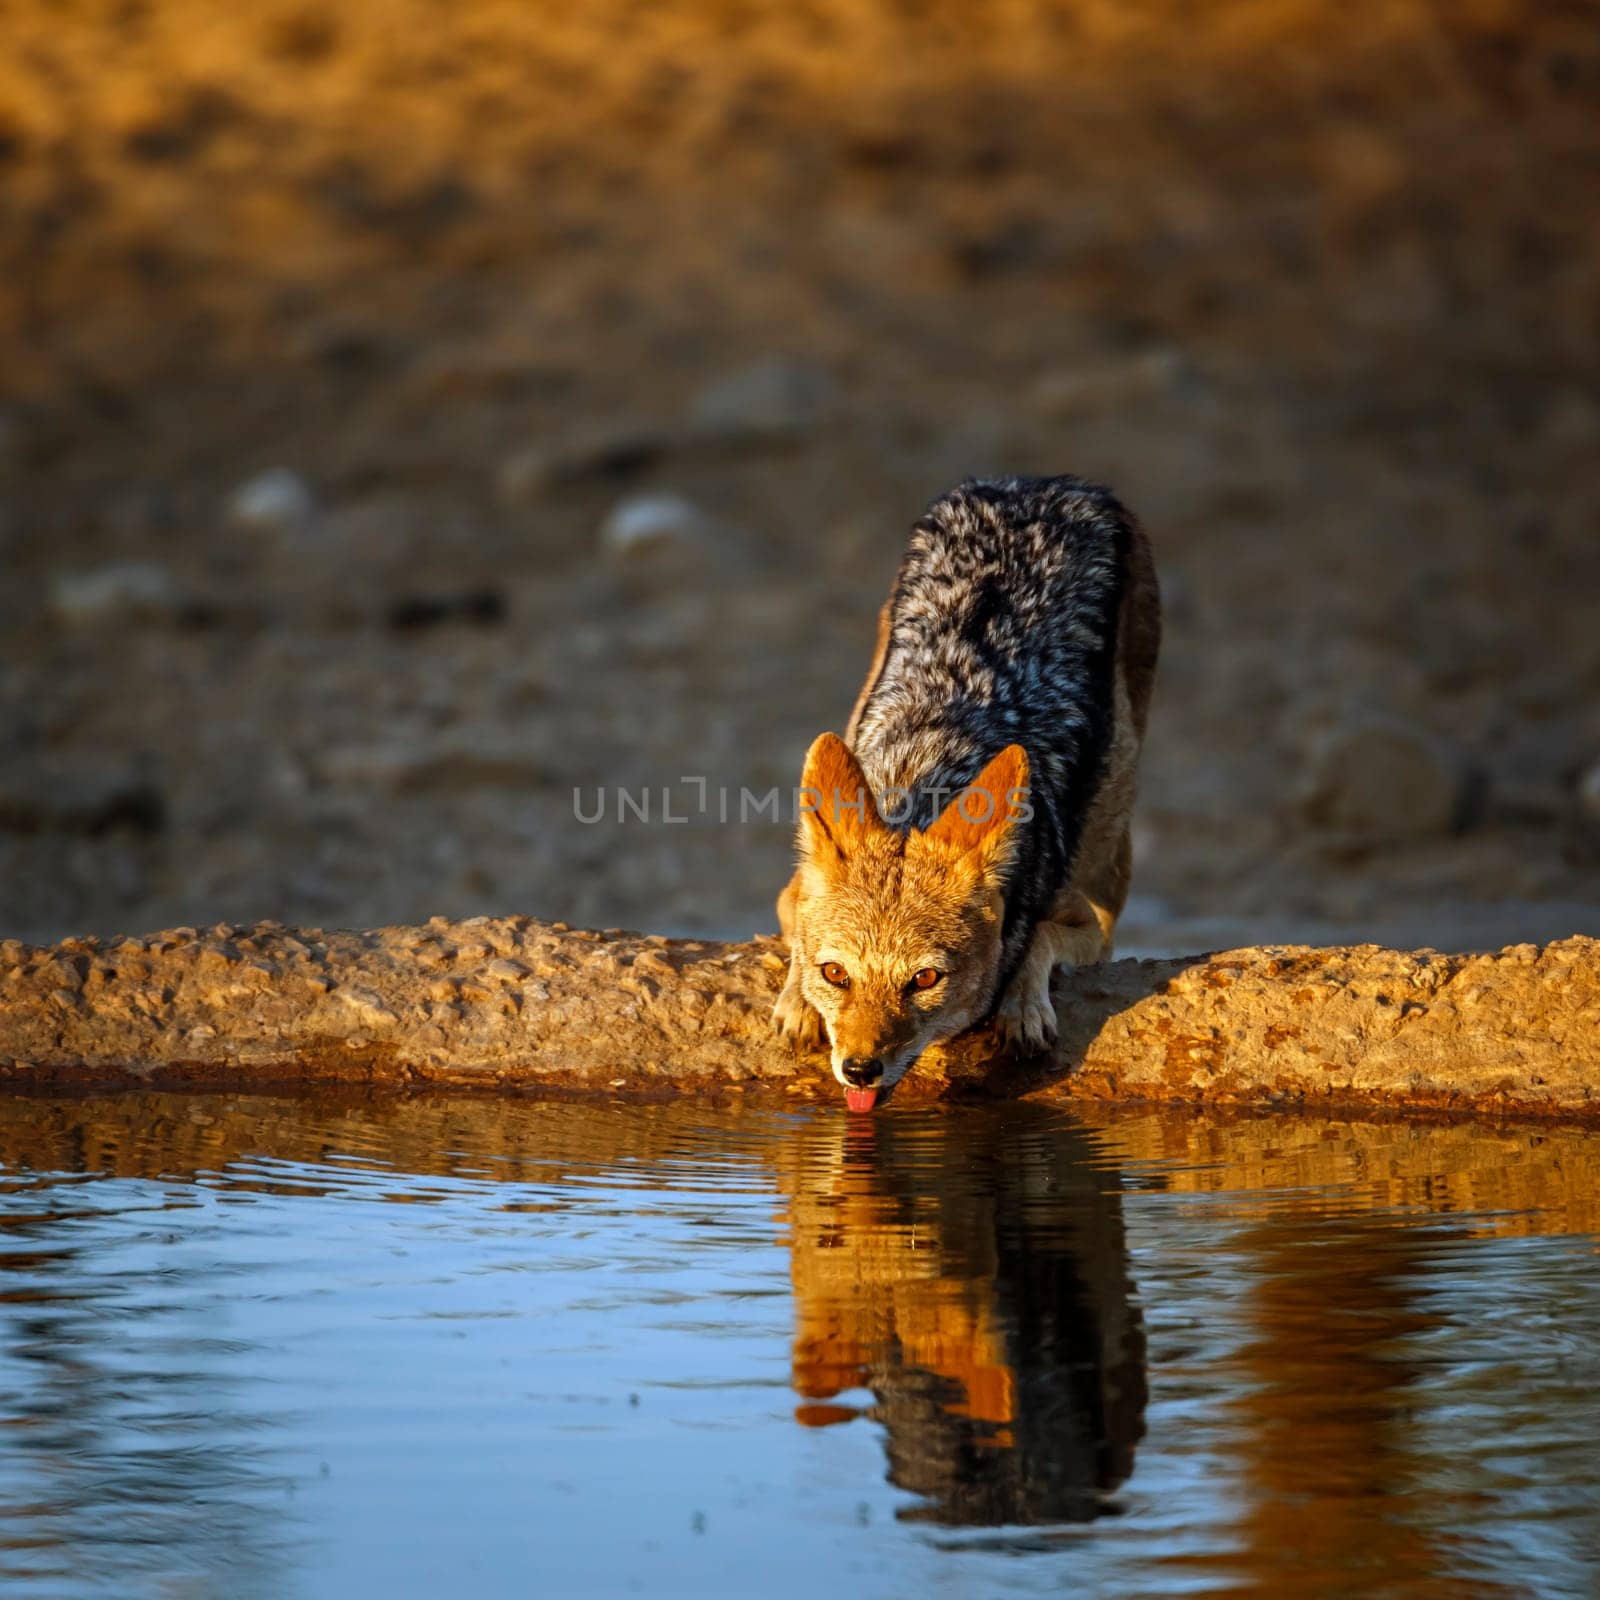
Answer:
top-left (920, 743), bottom-right (1029, 863)
top-left (773, 735), bottom-right (1024, 1079)
top-left (776, 523), bottom-right (1159, 1082)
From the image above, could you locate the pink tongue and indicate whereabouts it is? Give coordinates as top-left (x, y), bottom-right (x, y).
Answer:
top-left (845, 1086), bottom-right (879, 1113)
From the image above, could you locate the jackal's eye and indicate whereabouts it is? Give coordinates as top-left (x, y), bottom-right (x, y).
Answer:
top-left (911, 968), bottom-right (943, 991)
top-left (819, 961), bottom-right (850, 988)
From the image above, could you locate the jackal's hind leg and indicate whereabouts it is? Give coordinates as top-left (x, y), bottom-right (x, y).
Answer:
top-left (994, 888), bottom-right (1111, 1052)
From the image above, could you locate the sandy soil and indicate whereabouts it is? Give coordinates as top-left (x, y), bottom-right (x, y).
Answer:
top-left (2, 0), bottom-right (1598, 951)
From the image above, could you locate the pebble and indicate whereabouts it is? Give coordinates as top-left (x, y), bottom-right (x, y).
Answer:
top-left (598, 493), bottom-right (712, 577)
top-left (688, 359), bottom-right (835, 444)
top-left (1577, 758), bottom-right (1600, 824)
top-left (49, 563), bottom-right (183, 627)
top-left (227, 467), bottom-right (316, 535)
top-left (335, 988), bottom-right (397, 1027)
top-left (1300, 715), bottom-right (1469, 839)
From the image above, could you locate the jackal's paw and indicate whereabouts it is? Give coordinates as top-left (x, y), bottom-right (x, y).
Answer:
top-left (995, 970), bottom-right (1058, 1053)
top-left (772, 977), bottom-right (824, 1051)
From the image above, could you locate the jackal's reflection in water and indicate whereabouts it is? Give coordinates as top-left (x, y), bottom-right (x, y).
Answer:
top-left (777, 1106), bottom-right (1146, 1525)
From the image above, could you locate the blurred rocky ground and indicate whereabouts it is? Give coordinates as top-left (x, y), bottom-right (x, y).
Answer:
top-left (1, 0), bottom-right (1598, 951)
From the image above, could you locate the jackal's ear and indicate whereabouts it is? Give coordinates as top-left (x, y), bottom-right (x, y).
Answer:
top-left (921, 744), bottom-right (1030, 876)
top-left (797, 732), bottom-right (883, 859)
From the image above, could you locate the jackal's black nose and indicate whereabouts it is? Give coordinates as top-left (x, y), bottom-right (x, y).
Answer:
top-left (840, 1058), bottom-right (883, 1088)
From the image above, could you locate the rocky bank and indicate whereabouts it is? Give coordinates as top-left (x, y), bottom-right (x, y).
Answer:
top-left (1, 919), bottom-right (1595, 1120)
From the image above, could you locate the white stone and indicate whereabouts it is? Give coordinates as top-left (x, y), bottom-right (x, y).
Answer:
top-left (227, 467), bottom-right (316, 534)
top-left (598, 493), bottom-right (712, 570)
top-left (1577, 757), bottom-right (1600, 824)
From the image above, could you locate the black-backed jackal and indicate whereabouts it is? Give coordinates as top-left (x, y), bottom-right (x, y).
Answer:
top-left (773, 476), bottom-right (1160, 1110)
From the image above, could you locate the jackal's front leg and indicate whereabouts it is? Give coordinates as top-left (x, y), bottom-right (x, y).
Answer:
top-left (772, 955), bottom-right (824, 1049)
top-left (772, 870), bottom-right (825, 1050)
top-left (994, 889), bottom-right (1112, 1052)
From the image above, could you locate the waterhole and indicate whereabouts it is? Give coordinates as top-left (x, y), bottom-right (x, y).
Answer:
top-left (0, 1094), bottom-right (1594, 1597)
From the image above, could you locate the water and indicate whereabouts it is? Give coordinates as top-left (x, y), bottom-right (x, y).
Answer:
top-left (0, 1095), bottom-right (1595, 1599)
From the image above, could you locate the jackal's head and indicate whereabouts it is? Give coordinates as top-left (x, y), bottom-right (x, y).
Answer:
top-left (788, 732), bottom-right (1029, 1109)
